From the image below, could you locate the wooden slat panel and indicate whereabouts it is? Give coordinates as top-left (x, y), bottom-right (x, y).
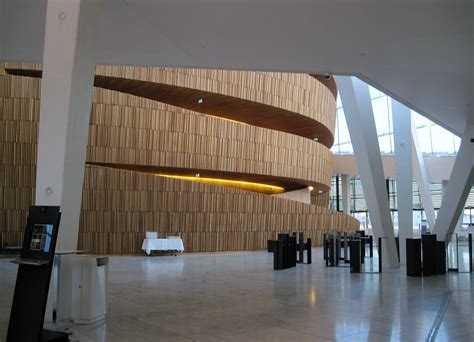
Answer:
top-left (0, 63), bottom-right (358, 254)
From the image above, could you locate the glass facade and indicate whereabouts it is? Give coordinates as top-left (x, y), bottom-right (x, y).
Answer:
top-left (332, 87), bottom-right (461, 156)
top-left (329, 176), bottom-right (474, 232)
top-left (330, 83), bottom-right (472, 232)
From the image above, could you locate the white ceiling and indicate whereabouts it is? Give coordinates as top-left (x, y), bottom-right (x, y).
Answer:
top-left (1, 0), bottom-right (472, 135)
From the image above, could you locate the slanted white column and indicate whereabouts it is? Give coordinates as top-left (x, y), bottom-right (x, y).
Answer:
top-left (337, 76), bottom-right (399, 268)
top-left (441, 181), bottom-right (464, 234)
top-left (341, 174), bottom-right (351, 215)
top-left (392, 99), bottom-right (412, 264)
top-left (433, 123), bottom-right (474, 241)
top-left (411, 115), bottom-right (436, 228)
top-left (36, 0), bottom-right (101, 250)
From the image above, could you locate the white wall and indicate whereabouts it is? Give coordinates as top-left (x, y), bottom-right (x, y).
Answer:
top-left (333, 155), bottom-right (455, 181)
top-left (273, 188), bottom-right (311, 204)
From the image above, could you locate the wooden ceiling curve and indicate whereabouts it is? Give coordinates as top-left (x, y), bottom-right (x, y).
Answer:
top-left (87, 162), bottom-right (330, 195)
top-left (5, 68), bottom-right (336, 147)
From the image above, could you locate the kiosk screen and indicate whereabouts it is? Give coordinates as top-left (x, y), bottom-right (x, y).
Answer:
top-left (29, 224), bottom-right (53, 252)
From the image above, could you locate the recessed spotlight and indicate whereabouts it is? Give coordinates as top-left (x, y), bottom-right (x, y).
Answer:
top-left (197, 98), bottom-right (204, 104)
top-left (308, 186), bottom-right (314, 191)
top-left (318, 190), bottom-right (323, 194)
top-left (195, 172), bottom-right (200, 177)
top-left (313, 137), bottom-right (319, 141)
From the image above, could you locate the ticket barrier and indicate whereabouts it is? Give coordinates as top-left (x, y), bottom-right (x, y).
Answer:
top-left (406, 234), bottom-right (448, 277)
top-left (324, 232), bottom-right (378, 273)
top-left (268, 232), bottom-right (311, 270)
top-left (7, 206), bottom-right (68, 342)
top-left (293, 232), bottom-right (312, 264)
top-left (268, 233), bottom-right (296, 270)
top-left (447, 233), bottom-right (473, 273)
top-left (323, 232), bottom-right (374, 265)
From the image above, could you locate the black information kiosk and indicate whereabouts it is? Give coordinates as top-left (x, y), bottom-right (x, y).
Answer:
top-left (7, 205), bottom-right (68, 342)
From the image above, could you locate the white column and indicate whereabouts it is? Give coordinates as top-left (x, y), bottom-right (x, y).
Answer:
top-left (392, 99), bottom-right (412, 264)
top-left (341, 174), bottom-right (351, 215)
top-left (441, 181), bottom-right (464, 234)
top-left (411, 115), bottom-right (436, 228)
top-left (433, 123), bottom-right (474, 241)
top-left (36, 0), bottom-right (101, 250)
top-left (337, 76), bottom-right (399, 268)
top-left (37, 0), bottom-right (101, 322)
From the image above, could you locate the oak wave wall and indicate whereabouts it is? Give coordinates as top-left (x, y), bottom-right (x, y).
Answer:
top-left (0, 64), bottom-right (359, 254)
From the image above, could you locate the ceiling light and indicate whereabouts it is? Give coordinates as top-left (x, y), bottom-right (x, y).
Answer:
top-left (318, 190), bottom-right (323, 194)
top-left (197, 98), bottom-right (204, 104)
top-left (313, 137), bottom-right (319, 141)
top-left (308, 186), bottom-right (314, 191)
top-left (195, 172), bottom-right (200, 177)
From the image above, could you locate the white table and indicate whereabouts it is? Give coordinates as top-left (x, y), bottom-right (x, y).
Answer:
top-left (142, 238), bottom-right (184, 255)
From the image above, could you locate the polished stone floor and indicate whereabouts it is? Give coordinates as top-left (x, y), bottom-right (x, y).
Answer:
top-left (1, 249), bottom-right (473, 342)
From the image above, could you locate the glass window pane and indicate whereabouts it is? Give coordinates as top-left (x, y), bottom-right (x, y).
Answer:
top-left (379, 135), bottom-right (392, 154)
top-left (415, 126), bottom-right (432, 154)
top-left (369, 86), bottom-right (385, 99)
top-left (372, 97), bottom-right (391, 135)
top-left (431, 125), bottom-right (455, 155)
top-left (337, 109), bottom-right (351, 145)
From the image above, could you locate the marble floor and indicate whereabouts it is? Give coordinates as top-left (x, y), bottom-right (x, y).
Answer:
top-left (1, 249), bottom-right (473, 342)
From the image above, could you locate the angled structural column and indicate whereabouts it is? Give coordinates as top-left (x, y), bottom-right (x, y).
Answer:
top-left (433, 123), bottom-right (474, 241)
top-left (35, 0), bottom-right (101, 250)
top-left (411, 115), bottom-right (436, 228)
top-left (392, 99), bottom-right (412, 264)
top-left (341, 174), bottom-right (351, 215)
top-left (337, 76), bottom-right (399, 268)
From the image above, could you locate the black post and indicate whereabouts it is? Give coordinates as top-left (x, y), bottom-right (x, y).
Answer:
top-left (298, 232), bottom-right (304, 263)
top-left (336, 175), bottom-right (340, 212)
top-left (289, 236), bottom-right (297, 268)
top-left (274, 240), bottom-right (283, 270)
top-left (469, 234), bottom-right (472, 273)
top-left (328, 235), bottom-right (335, 266)
top-left (306, 238), bottom-right (312, 264)
top-left (349, 239), bottom-right (361, 273)
top-left (406, 238), bottom-right (422, 276)
top-left (369, 235), bottom-right (373, 258)
top-left (323, 233), bottom-right (328, 264)
top-left (422, 234), bottom-right (437, 276)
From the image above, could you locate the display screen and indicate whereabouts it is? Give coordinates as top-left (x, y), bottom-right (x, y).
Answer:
top-left (29, 224), bottom-right (53, 252)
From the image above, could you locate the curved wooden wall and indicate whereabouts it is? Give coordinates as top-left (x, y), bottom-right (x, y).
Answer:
top-left (0, 64), bottom-right (359, 253)
top-left (80, 165), bottom-right (358, 253)
top-left (87, 102), bottom-right (333, 192)
top-left (6, 65), bottom-right (337, 146)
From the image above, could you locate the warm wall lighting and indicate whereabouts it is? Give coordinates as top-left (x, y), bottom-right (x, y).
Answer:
top-left (205, 114), bottom-right (248, 125)
top-left (156, 173), bottom-right (285, 195)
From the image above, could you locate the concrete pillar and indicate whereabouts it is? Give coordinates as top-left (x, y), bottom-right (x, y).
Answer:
top-left (341, 174), bottom-right (351, 215)
top-left (336, 76), bottom-right (399, 268)
top-left (433, 123), bottom-right (474, 241)
top-left (36, 0), bottom-right (101, 250)
top-left (392, 99), bottom-right (412, 264)
top-left (36, 0), bottom-right (102, 322)
top-left (411, 115), bottom-right (436, 228)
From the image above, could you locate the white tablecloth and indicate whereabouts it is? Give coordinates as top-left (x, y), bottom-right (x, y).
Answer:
top-left (141, 238), bottom-right (184, 255)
